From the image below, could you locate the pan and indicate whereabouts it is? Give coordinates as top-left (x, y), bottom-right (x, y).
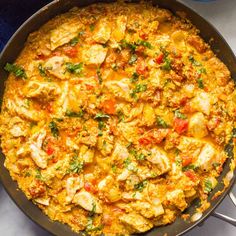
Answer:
top-left (0, 0), bottom-right (235, 235)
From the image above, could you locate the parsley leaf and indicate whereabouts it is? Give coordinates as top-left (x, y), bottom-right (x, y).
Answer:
top-left (136, 39), bottom-right (153, 49)
top-left (69, 156), bottom-right (84, 174)
top-left (38, 64), bottom-right (47, 77)
top-left (162, 57), bottom-right (172, 71)
top-left (130, 72), bottom-right (139, 83)
top-left (182, 164), bottom-right (198, 172)
top-left (66, 62), bottom-right (83, 75)
top-left (65, 109), bottom-right (84, 118)
top-left (134, 180), bottom-right (148, 192)
top-left (129, 54), bottom-right (138, 65)
top-left (89, 24), bottom-right (95, 32)
top-left (49, 121), bottom-right (59, 137)
top-left (189, 55), bottom-right (202, 66)
top-left (96, 68), bottom-right (103, 84)
top-left (156, 116), bottom-right (168, 128)
top-left (94, 113), bottom-right (110, 120)
top-left (174, 110), bottom-right (187, 119)
top-left (204, 179), bottom-right (213, 193)
top-left (4, 63), bottom-right (27, 79)
top-left (119, 39), bottom-right (137, 52)
top-left (70, 37), bottom-right (79, 46)
top-left (197, 78), bottom-right (204, 89)
top-left (130, 83), bottom-right (147, 98)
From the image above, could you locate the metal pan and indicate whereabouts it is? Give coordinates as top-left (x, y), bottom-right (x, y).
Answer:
top-left (0, 0), bottom-right (235, 235)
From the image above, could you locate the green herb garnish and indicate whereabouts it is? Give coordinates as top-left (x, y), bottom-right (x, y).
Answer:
top-left (89, 24), bottom-right (95, 32)
top-left (129, 54), bottom-right (138, 65)
top-left (65, 109), bottom-right (84, 118)
top-left (66, 62), bottom-right (83, 75)
top-left (49, 121), bottom-right (59, 138)
top-left (130, 83), bottom-right (147, 98)
top-left (136, 39), bottom-right (153, 49)
top-left (96, 68), bottom-right (103, 84)
top-left (156, 116), bottom-right (168, 128)
top-left (182, 164), bottom-right (198, 172)
top-left (70, 37), bottom-right (79, 46)
top-left (197, 78), bottom-right (204, 89)
top-left (130, 72), bottom-right (139, 83)
top-left (69, 156), bottom-right (84, 174)
top-left (161, 57), bottom-right (172, 71)
top-left (189, 55), bottom-right (202, 66)
top-left (204, 179), bottom-right (213, 193)
top-left (4, 63), bottom-right (27, 79)
top-left (38, 64), bottom-right (47, 77)
top-left (134, 180), bottom-right (148, 192)
top-left (94, 113), bottom-right (110, 120)
top-left (174, 110), bottom-right (187, 119)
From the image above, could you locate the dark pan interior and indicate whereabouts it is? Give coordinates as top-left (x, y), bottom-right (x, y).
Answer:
top-left (0, 1), bottom-right (235, 236)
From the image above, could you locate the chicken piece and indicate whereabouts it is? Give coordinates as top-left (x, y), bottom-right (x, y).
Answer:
top-left (50, 21), bottom-right (81, 50)
top-left (28, 179), bottom-right (46, 199)
top-left (131, 201), bottom-right (164, 218)
top-left (66, 176), bottom-right (84, 203)
top-left (166, 189), bottom-right (187, 211)
top-left (197, 143), bottom-right (218, 170)
top-left (119, 213), bottom-right (153, 233)
top-left (112, 143), bottom-right (129, 161)
top-left (146, 147), bottom-right (171, 175)
top-left (93, 18), bottom-right (111, 44)
top-left (117, 169), bottom-right (130, 181)
top-left (98, 175), bottom-right (122, 202)
top-left (24, 81), bottom-right (61, 101)
top-left (187, 35), bottom-right (207, 53)
top-left (117, 120), bottom-right (139, 143)
top-left (9, 117), bottom-right (28, 137)
top-left (188, 112), bottom-right (208, 138)
top-left (73, 190), bottom-right (102, 213)
top-left (82, 44), bottom-right (108, 65)
top-left (142, 104), bottom-right (156, 126)
top-left (105, 78), bottom-right (131, 102)
top-left (122, 191), bottom-right (143, 201)
top-left (97, 132), bottom-right (114, 156)
top-left (6, 98), bottom-right (43, 122)
top-left (110, 15), bottom-right (127, 46)
top-left (34, 197), bottom-right (50, 206)
top-left (79, 145), bottom-right (95, 163)
top-left (44, 56), bottom-right (69, 80)
top-left (29, 143), bottom-right (48, 169)
top-left (191, 92), bottom-right (213, 115)
top-left (66, 137), bottom-right (80, 150)
top-left (177, 136), bottom-right (204, 159)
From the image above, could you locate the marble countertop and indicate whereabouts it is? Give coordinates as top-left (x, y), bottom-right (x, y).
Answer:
top-left (0, 0), bottom-right (236, 235)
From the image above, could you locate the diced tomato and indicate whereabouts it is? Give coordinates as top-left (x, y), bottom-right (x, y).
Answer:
top-left (84, 182), bottom-right (97, 194)
top-left (174, 118), bottom-right (188, 134)
top-left (101, 98), bottom-right (117, 115)
top-left (52, 51), bottom-right (61, 56)
top-left (155, 53), bottom-right (164, 64)
top-left (102, 214), bottom-right (113, 226)
top-left (139, 129), bottom-right (169, 146)
top-left (46, 103), bottom-right (53, 113)
top-left (85, 83), bottom-right (95, 90)
top-left (64, 46), bottom-right (78, 58)
top-left (184, 170), bottom-right (198, 182)
top-left (136, 59), bottom-right (149, 77)
top-left (182, 156), bottom-right (193, 167)
top-left (180, 96), bottom-right (188, 106)
top-left (36, 54), bottom-right (47, 60)
top-left (51, 157), bottom-right (58, 163)
top-left (139, 32), bottom-right (148, 40)
top-left (46, 147), bottom-right (54, 155)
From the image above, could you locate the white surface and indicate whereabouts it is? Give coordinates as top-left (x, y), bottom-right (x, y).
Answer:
top-left (0, 0), bottom-right (236, 235)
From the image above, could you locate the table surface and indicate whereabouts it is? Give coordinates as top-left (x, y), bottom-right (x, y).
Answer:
top-left (0, 0), bottom-right (236, 235)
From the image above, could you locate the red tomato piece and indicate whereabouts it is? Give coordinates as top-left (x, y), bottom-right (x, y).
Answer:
top-left (182, 156), bottom-right (193, 167)
top-left (139, 129), bottom-right (169, 146)
top-left (155, 53), bottom-right (164, 64)
top-left (136, 59), bottom-right (148, 77)
top-left (84, 182), bottom-right (97, 194)
top-left (101, 98), bottom-right (117, 115)
top-left (174, 118), bottom-right (188, 134)
top-left (46, 147), bottom-right (54, 155)
top-left (184, 170), bottom-right (198, 182)
top-left (64, 46), bottom-right (78, 58)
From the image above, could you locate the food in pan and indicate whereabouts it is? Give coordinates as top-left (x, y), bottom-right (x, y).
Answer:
top-left (0, 1), bottom-right (235, 235)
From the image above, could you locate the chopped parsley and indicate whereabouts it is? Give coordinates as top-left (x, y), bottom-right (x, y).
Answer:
top-left (70, 37), bottom-right (79, 46)
top-left (134, 180), bottom-right (148, 192)
top-left (88, 202), bottom-right (97, 217)
top-left (65, 109), bottom-right (84, 118)
top-left (111, 164), bottom-right (117, 173)
top-left (174, 110), bottom-right (187, 119)
top-left (96, 68), bottom-right (103, 84)
top-left (204, 179), bottom-right (213, 193)
top-left (49, 121), bottom-right (59, 138)
top-left (156, 116), bottom-right (168, 128)
top-left (129, 54), bottom-right (138, 65)
top-left (119, 39), bottom-right (137, 52)
top-left (38, 64), bottom-right (47, 77)
top-left (117, 110), bottom-right (125, 122)
top-left (197, 67), bottom-right (207, 74)
top-left (161, 57), bottom-right (172, 71)
top-left (197, 78), bottom-right (204, 89)
top-left (89, 24), bottom-right (95, 32)
top-left (182, 164), bottom-right (198, 172)
top-left (66, 62), bottom-right (83, 75)
top-left (111, 63), bottom-right (118, 71)
top-left (69, 156), bottom-right (84, 174)
top-left (130, 83), bottom-right (147, 98)
top-left (129, 149), bottom-right (146, 161)
top-left (94, 113), bottom-right (110, 120)
top-left (189, 55), bottom-right (202, 66)
top-left (35, 169), bottom-right (44, 181)
top-left (86, 217), bottom-right (103, 232)
top-left (4, 63), bottom-right (27, 79)
top-left (136, 39), bottom-right (153, 49)
top-left (212, 162), bottom-right (220, 168)
top-left (130, 72), bottom-right (139, 83)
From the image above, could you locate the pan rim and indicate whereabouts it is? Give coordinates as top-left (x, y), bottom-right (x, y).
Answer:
top-left (0, 1), bottom-right (235, 236)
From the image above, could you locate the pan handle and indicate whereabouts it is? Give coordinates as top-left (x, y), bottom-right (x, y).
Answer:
top-left (212, 192), bottom-right (236, 226)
